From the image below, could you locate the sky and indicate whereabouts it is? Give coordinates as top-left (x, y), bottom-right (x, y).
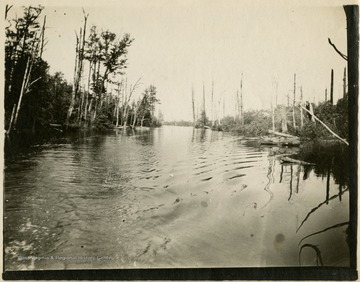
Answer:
top-left (4, 0), bottom-right (356, 121)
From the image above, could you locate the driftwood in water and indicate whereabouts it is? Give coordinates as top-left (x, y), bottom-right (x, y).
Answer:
top-left (280, 156), bottom-right (315, 166)
top-left (268, 130), bottom-right (298, 139)
top-left (261, 137), bottom-right (300, 147)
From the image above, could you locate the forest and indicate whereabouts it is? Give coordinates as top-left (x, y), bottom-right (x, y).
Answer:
top-left (5, 5), bottom-right (162, 134)
top-left (4, 5), bottom-right (356, 146)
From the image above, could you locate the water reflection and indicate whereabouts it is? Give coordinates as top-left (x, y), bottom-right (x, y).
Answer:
top-left (298, 142), bottom-right (349, 186)
top-left (296, 185), bottom-right (349, 233)
top-left (4, 126), bottom-right (350, 269)
top-left (258, 142), bottom-right (349, 267)
top-left (261, 157), bottom-right (275, 209)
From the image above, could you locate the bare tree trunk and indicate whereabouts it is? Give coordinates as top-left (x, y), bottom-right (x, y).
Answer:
top-left (236, 90), bottom-right (240, 122)
top-left (211, 80), bottom-right (214, 127)
top-left (192, 86), bottom-right (195, 123)
top-left (92, 98), bottom-right (98, 123)
top-left (39, 16), bottom-right (46, 59)
top-left (83, 92), bottom-right (89, 124)
top-left (325, 88), bottom-right (328, 101)
top-left (66, 13), bottom-right (88, 128)
top-left (240, 73), bottom-right (244, 125)
top-left (344, 5), bottom-right (359, 269)
top-left (217, 98), bottom-right (221, 125)
top-left (13, 57), bottom-right (31, 130)
top-left (115, 103), bottom-right (119, 127)
top-left (202, 82), bottom-right (206, 114)
top-left (292, 73), bottom-right (296, 129)
top-left (121, 78), bottom-right (141, 127)
top-left (78, 85), bottom-right (84, 123)
top-left (271, 87), bottom-right (275, 131)
top-left (132, 110), bottom-right (138, 127)
top-left (300, 87), bottom-right (304, 127)
top-left (84, 63), bottom-right (92, 124)
top-left (123, 106), bottom-right (128, 128)
top-left (6, 104), bottom-right (17, 134)
top-left (343, 67), bottom-right (347, 97)
top-left (66, 35), bottom-right (80, 128)
top-left (330, 69), bottom-right (334, 104)
top-left (275, 80), bottom-right (278, 107)
top-left (281, 106), bottom-right (288, 133)
top-left (141, 115), bottom-right (145, 127)
top-left (12, 32), bottom-right (42, 130)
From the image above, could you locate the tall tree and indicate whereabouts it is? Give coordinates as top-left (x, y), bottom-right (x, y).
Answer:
top-left (343, 67), bottom-right (347, 98)
top-left (330, 69), bottom-right (334, 105)
top-left (191, 85), bottom-right (196, 124)
top-left (138, 85), bottom-right (159, 127)
top-left (344, 5), bottom-right (358, 269)
top-left (66, 11), bottom-right (88, 128)
top-left (84, 26), bottom-right (133, 127)
top-left (240, 73), bottom-right (244, 125)
top-left (5, 5), bottom-right (44, 133)
top-left (292, 73), bottom-right (297, 129)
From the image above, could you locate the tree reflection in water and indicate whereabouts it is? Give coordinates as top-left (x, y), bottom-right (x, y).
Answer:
top-left (261, 141), bottom-right (349, 266)
top-left (295, 142), bottom-right (349, 266)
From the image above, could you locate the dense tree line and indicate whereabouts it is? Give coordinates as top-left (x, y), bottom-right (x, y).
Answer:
top-left (5, 6), bottom-right (161, 133)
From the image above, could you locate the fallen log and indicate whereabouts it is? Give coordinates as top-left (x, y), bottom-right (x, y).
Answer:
top-left (268, 130), bottom-right (299, 139)
top-left (260, 136), bottom-right (300, 147)
top-left (280, 156), bottom-right (315, 165)
top-left (49, 123), bottom-right (62, 128)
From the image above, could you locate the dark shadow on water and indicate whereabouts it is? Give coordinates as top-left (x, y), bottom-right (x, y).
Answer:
top-left (297, 141), bottom-right (349, 187)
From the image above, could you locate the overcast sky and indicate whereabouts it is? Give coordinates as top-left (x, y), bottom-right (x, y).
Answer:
top-left (5, 0), bottom-right (354, 121)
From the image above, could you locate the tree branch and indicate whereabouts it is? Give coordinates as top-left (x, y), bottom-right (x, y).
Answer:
top-left (5, 5), bottom-right (13, 20)
top-left (26, 77), bottom-right (42, 93)
top-left (328, 38), bottom-right (348, 60)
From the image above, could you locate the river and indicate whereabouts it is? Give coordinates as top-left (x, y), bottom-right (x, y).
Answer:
top-left (4, 126), bottom-right (349, 270)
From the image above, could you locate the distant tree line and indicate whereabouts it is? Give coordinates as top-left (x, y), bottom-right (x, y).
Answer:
top-left (191, 95), bottom-right (349, 141)
top-left (163, 120), bottom-right (193, 127)
top-left (5, 5), bottom-right (161, 133)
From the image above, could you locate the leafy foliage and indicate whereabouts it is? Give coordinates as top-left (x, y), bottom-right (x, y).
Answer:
top-left (194, 110), bottom-right (209, 128)
top-left (5, 6), bottom-right (72, 131)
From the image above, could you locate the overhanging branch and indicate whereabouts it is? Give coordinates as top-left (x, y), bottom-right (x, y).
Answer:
top-left (328, 38), bottom-right (348, 60)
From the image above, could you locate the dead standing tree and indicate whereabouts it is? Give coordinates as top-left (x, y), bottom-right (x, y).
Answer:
top-left (330, 69), bottom-right (334, 105)
top-left (11, 38), bottom-right (41, 133)
top-left (326, 8), bottom-right (358, 268)
top-left (65, 10), bottom-right (88, 129)
top-left (292, 73), bottom-right (297, 129)
top-left (191, 85), bottom-right (196, 125)
top-left (5, 6), bottom-right (44, 134)
top-left (122, 78), bottom-right (141, 128)
top-left (344, 5), bottom-right (358, 270)
top-left (240, 73), bottom-right (244, 126)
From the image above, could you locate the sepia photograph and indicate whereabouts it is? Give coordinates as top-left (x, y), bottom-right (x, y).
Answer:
top-left (2, 0), bottom-right (358, 280)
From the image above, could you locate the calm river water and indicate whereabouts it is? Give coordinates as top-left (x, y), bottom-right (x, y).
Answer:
top-left (4, 126), bottom-right (349, 270)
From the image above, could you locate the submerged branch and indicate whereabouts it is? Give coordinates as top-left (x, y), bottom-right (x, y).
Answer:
top-left (298, 221), bottom-right (349, 246)
top-left (296, 187), bottom-right (349, 233)
top-left (299, 244), bottom-right (324, 266)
